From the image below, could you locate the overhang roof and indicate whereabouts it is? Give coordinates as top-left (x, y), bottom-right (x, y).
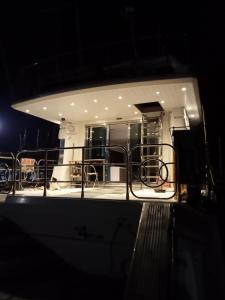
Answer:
top-left (12, 77), bottom-right (201, 125)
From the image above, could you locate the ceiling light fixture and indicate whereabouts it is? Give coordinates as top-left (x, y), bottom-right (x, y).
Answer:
top-left (105, 107), bottom-right (109, 110)
top-left (70, 102), bottom-right (75, 106)
top-left (84, 109), bottom-right (88, 113)
top-left (43, 106), bottom-right (47, 110)
top-left (58, 113), bottom-right (62, 117)
top-left (93, 99), bottom-right (98, 103)
top-left (181, 87), bottom-right (187, 91)
top-left (118, 96), bottom-right (123, 100)
top-left (156, 91), bottom-right (160, 95)
top-left (95, 115), bottom-right (99, 118)
top-left (25, 109), bottom-right (30, 113)
top-left (128, 104), bottom-right (131, 107)
top-left (160, 100), bottom-right (165, 104)
top-left (134, 111), bottom-right (138, 114)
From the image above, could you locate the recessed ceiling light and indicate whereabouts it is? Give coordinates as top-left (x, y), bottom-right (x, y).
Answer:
top-left (58, 113), bottom-right (62, 117)
top-left (156, 91), bottom-right (160, 95)
top-left (70, 102), bottom-right (75, 106)
top-left (187, 106), bottom-right (192, 111)
top-left (93, 99), bottom-right (98, 103)
top-left (105, 107), bottom-right (109, 110)
top-left (84, 109), bottom-right (88, 113)
top-left (134, 111), bottom-right (138, 114)
top-left (181, 87), bottom-right (187, 91)
top-left (128, 104), bottom-right (131, 107)
top-left (95, 115), bottom-right (99, 118)
top-left (160, 100), bottom-right (165, 104)
top-left (43, 106), bottom-right (47, 110)
top-left (118, 96), bottom-right (123, 100)
top-left (25, 109), bottom-right (30, 113)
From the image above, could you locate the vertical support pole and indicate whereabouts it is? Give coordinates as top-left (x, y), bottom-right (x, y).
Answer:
top-left (12, 154), bottom-right (16, 195)
top-left (81, 147), bottom-right (84, 199)
top-left (126, 149), bottom-right (129, 201)
top-left (43, 150), bottom-right (48, 197)
top-left (19, 158), bottom-right (22, 191)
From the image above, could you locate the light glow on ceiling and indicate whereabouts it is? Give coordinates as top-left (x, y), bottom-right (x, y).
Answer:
top-left (13, 78), bottom-right (200, 125)
top-left (43, 106), bottom-right (47, 110)
top-left (58, 113), bottom-right (62, 116)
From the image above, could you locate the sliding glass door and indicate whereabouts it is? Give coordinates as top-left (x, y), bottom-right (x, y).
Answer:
top-left (86, 126), bottom-right (107, 159)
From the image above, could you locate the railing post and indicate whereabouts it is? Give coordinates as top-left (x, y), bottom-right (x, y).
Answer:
top-left (126, 150), bottom-right (129, 201)
top-left (12, 153), bottom-right (16, 195)
top-left (81, 147), bottom-right (85, 199)
top-left (43, 150), bottom-right (48, 197)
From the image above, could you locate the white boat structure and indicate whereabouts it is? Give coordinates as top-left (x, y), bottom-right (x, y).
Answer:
top-left (0, 76), bottom-right (201, 201)
top-left (1, 76), bottom-right (220, 300)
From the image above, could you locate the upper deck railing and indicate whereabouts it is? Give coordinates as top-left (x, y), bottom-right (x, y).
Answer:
top-left (0, 144), bottom-right (177, 201)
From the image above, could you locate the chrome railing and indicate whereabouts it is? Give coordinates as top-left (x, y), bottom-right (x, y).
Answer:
top-left (0, 143), bottom-right (177, 201)
top-left (0, 152), bottom-right (15, 194)
top-left (130, 143), bottom-right (177, 200)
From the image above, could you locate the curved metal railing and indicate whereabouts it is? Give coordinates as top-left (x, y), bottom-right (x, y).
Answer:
top-left (130, 143), bottom-right (177, 200)
top-left (0, 143), bottom-right (177, 201)
top-left (0, 152), bottom-right (15, 194)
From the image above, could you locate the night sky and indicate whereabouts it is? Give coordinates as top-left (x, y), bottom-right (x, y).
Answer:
top-left (0, 1), bottom-right (224, 159)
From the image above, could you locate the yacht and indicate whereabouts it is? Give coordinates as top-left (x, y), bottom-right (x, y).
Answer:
top-left (0, 76), bottom-right (223, 300)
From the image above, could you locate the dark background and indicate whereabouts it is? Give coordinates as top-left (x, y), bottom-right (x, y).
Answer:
top-left (0, 1), bottom-right (224, 169)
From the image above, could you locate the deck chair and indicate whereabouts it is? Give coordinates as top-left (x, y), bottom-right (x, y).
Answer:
top-left (20, 158), bottom-right (37, 188)
top-left (84, 164), bottom-right (98, 187)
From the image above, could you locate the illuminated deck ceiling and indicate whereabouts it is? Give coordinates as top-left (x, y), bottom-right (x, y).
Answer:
top-left (12, 77), bottom-right (201, 125)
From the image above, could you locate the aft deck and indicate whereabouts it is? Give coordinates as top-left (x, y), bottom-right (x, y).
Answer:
top-left (0, 184), bottom-right (176, 203)
top-left (0, 143), bottom-right (178, 203)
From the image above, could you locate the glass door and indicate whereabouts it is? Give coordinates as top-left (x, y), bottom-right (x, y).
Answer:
top-left (86, 126), bottom-right (107, 159)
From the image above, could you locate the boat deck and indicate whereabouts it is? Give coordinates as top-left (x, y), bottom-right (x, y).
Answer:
top-left (0, 184), bottom-right (176, 202)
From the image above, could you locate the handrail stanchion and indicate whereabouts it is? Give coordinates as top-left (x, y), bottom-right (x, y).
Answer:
top-left (12, 154), bottom-right (16, 195)
top-left (126, 149), bottom-right (129, 201)
top-left (81, 147), bottom-right (85, 199)
top-left (43, 150), bottom-right (48, 197)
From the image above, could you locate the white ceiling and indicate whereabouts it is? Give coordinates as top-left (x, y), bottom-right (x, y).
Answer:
top-left (12, 77), bottom-right (202, 125)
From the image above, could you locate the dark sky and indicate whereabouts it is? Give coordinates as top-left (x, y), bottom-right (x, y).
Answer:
top-left (0, 1), bottom-right (224, 153)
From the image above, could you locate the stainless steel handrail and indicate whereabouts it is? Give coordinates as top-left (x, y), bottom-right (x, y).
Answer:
top-left (4, 143), bottom-right (177, 201)
top-left (130, 143), bottom-right (177, 200)
top-left (14, 144), bottom-right (130, 200)
top-left (0, 152), bottom-right (15, 194)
